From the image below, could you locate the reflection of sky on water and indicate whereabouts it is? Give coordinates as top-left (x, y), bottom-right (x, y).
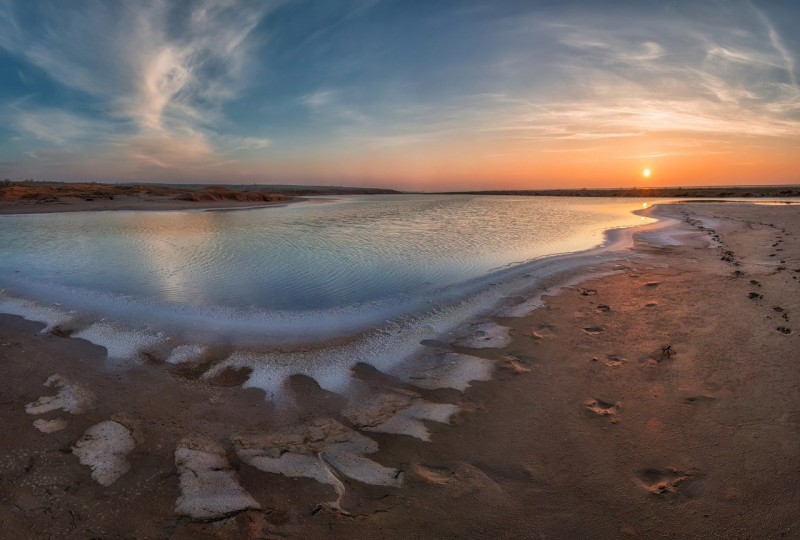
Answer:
top-left (0, 195), bottom-right (652, 312)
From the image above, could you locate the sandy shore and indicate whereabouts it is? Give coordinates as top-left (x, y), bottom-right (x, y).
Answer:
top-left (1, 202), bottom-right (798, 538)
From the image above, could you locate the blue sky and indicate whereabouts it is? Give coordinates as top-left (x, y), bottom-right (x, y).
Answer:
top-left (1, 1), bottom-right (798, 189)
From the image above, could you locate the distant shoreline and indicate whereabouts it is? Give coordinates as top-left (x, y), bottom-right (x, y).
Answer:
top-left (438, 185), bottom-right (800, 198)
top-left (0, 181), bottom-right (396, 215)
top-left (3, 181), bottom-right (800, 215)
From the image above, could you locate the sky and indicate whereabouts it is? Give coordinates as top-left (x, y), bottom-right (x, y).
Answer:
top-left (0, 0), bottom-right (798, 190)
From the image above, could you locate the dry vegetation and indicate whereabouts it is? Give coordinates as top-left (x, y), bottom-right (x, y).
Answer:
top-left (173, 187), bottom-right (291, 203)
top-left (0, 181), bottom-right (290, 203)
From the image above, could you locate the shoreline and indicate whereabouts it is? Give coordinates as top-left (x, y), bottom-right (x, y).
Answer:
top-left (1, 200), bottom-right (798, 537)
top-left (3, 190), bottom-right (799, 216)
top-left (0, 203), bottom-right (664, 375)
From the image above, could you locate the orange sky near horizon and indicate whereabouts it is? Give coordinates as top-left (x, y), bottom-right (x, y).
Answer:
top-left (250, 134), bottom-right (799, 191)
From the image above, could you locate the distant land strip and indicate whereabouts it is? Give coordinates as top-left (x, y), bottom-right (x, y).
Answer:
top-left (2, 181), bottom-right (800, 205)
top-left (0, 180), bottom-right (400, 204)
top-left (441, 186), bottom-right (800, 198)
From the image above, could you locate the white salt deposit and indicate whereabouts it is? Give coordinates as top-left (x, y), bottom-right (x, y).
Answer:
top-left (174, 437), bottom-right (261, 520)
top-left (33, 418), bottom-right (68, 433)
top-left (72, 420), bottom-right (135, 486)
top-left (495, 292), bottom-right (547, 318)
top-left (322, 451), bottom-right (402, 487)
top-left (240, 451), bottom-right (346, 506)
top-left (396, 352), bottom-right (494, 391)
top-left (73, 322), bottom-right (164, 360)
top-left (203, 351), bottom-right (354, 401)
top-left (233, 418), bottom-right (402, 510)
top-left (25, 374), bottom-right (96, 415)
top-left (0, 292), bottom-right (74, 332)
top-left (166, 344), bottom-right (208, 365)
top-left (342, 392), bottom-right (459, 441)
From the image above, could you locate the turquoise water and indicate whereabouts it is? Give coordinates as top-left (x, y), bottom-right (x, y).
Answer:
top-left (0, 195), bottom-right (650, 345)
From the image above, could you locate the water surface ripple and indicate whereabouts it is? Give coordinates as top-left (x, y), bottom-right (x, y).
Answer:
top-left (0, 195), bottom-right (649, 344)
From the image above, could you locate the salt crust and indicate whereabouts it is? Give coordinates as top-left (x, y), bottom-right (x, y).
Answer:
top-left (25, 374), bottom-right (96, 415)
top-left (33, 418), bottom-right (68, 433)
top-left (174, 436), bottom-right (261, 520)
top-left (233, 418), bottom-right (402, 510)
top-left (72, 420), bottom-right (135, 486)
top-left (397, 352), bottom-right (494, 391)
top-left (342, 392), bottom-right (459, 441)
top-left (73, 322), bottom-right (163, 360)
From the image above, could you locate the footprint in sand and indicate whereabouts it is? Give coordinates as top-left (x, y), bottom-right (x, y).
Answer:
top-left (603, 355), bottom-right (625, 367)
top-left (456, 322), bottom-right (511, 349)
top-left (583, 326), bottom-right (605, 335)
top-left (777, 326), bottom-right (792, 335)
top-left (579, 288), bottom-right (597, 296)
top-left (531, 324), bottom-right (555, 340)
top-left (499, 355), bottom-right (531, 374)
top-left (682, 395), bottom-right (716, 405)
top-left (644, 282), bottom-right (660, 288)
top-left (596, 304), bottom-right (611, 313)
top-left (748, 292), bottom-right (763, 300)
top-left (636, 467), bottom-right (695, 496)
top-left (585, 399), bottom-right (619, 417)
top-left (413, 462), bottom-right (503, 499)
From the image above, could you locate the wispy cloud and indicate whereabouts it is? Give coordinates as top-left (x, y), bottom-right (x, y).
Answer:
top-left (749, 2), bottom-right (796, 86)
top-left (0, 1), bottom-right (797, 186)
top-left (14, 107), bottom-right (108, 146)
top-left (0, 0), bottom-right (279, 172)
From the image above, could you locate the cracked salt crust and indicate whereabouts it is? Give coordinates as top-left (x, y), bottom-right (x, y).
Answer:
top-left (233, 418), bottom-right (403, 511)
top-left (174, 436), bottom-right (260, 520)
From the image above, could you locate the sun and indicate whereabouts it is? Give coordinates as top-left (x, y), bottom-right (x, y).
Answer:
top-left (642, 168), bottom-right (652, 178)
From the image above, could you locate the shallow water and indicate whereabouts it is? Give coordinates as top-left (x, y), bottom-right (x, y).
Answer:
top-left (0, 195), bottom-right (650, 347)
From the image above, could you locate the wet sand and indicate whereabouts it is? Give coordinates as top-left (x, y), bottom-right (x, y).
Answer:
top-left (1, 202), bottom-right (798, 538)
